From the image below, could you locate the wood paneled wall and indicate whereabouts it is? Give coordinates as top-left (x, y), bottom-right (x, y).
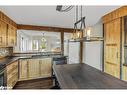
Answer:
top-left (102, 6), bottom-right (127, 79)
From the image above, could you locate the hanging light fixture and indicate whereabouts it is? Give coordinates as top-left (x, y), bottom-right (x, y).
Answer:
top-left (70, 5), bottom-right (86, 41)
top-left (83, 26), bottom-right (92, 40)
top-left (70, 6), bottom-right (103, 42)
top-left (41, 33), bottom-right (47, 42)
top-left (56, 5), bottom-right (103, 42)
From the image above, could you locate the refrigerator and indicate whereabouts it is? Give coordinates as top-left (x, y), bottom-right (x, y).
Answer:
top-left (68, 42), bottom-right (80, 64)
top-left (83, 42), bottom-right (103, 71)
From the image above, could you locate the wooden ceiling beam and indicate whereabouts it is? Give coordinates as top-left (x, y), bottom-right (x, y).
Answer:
top-left (17, 24), bottom-right (74, 33)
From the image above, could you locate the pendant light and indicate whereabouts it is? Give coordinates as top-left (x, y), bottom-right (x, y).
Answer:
top-left (70, 5), bottom-right (86, 41)
top-left (56, 5), bottom-right (103, 42)
top-left (41, 33), bottom-right (46, 42)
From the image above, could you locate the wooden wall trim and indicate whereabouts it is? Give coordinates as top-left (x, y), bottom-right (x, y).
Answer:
top-left (0, 11), bottom-right (17, 27)
top-left (17, 24), bottom-right (74, 33)
top-left (102, 6), bottom-right (127, 24)
top-left (61, 32), bottom-right (64, 55)
top-left (79, 32), bottom-right (83, 63)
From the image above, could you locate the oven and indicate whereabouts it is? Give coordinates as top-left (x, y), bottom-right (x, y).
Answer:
top-left (0, 65), bottom-right (6, 89)
top-left (0, 69), bottom-right (5, 86)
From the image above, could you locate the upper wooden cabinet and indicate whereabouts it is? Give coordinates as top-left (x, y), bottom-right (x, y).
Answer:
top-left (7, 24), bottom-right (17, 46)
top-left (0, 20), bottom-right (7, 46)
top-left (0, 11), bottom-right (17, 47)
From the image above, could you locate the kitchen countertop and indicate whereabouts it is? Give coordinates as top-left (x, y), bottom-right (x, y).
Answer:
top-left (53, 63), bottom-right (127, 89)
top-left (0, 54), bottom-right (68, 71)
top-left (0, 56), bottom-right (30, 70)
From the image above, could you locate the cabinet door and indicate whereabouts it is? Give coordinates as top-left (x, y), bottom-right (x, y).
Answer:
top-left (39, 58), bottom-right (52, 78)
top-left (8, 24), bottom-right (17, 46)
top-left (6, 61), bottom-right (18, 89)
top-left (104, 18), bottom-right (120, 78)
top-left (28, 59), bottom-right (40, 79)
top-left (0, 20), bottom-right (7, 46)
top-left (19, 59), bottom-right (28, 80)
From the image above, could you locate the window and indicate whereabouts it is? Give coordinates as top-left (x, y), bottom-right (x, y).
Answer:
top-left (32, 40), bottom-right (38, 50)
top-left (40, 37), bottom-right (47, 50)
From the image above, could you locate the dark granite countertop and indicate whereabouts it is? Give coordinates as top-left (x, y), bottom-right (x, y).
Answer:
top-left (0, 56), bottom-right (30, 70)
top-left (0, 54), bottom-right (68, 71)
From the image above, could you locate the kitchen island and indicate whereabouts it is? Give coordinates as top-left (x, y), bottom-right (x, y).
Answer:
top-left (53, 63), bottom-right (127, 89)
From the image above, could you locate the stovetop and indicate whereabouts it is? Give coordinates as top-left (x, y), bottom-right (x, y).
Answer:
top-left (0, 64), bottom-right (6, 72)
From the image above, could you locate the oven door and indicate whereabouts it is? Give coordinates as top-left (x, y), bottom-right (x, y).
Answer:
top-left (0, 69), bottom-right (5, 87)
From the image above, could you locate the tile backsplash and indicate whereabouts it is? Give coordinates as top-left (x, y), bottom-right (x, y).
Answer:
top-left (0, 47), bottom-right (13, 57)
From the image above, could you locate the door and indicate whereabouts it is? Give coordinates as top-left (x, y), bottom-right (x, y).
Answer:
top-left (104, 18), bottom-right (120, 78)
top-left (0, 20), bottom-right (7, 46)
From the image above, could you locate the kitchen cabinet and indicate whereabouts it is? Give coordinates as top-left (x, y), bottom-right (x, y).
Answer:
top-left (7, 24), bottom-right (17, 46)
top-left (6, 61), bottom-right (18, 89)
top-left (39, 58), bottom-right (52, 78)
top-left (19, 59), bottom-right (28, 80)
top-left (28, 59), bottom-right (40, 79)
top-left (0, 11), bottom-right (17, 47)
top-left (0, 20), bottom-right (7, 46)
top-left (19, 58), bottom-right (52, 81)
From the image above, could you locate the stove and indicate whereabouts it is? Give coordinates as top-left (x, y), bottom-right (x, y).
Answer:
top-left (0, 64), bottom-right (6, 88)
top-left (0, 64), bottom-right (6, 71)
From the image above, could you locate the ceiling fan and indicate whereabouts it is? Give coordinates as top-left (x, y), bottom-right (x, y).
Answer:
top-left (56, 5), bottom-right (74, 12)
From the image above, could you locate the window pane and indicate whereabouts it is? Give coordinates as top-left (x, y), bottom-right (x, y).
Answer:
top-left (14, 30), bottom-right (61, 52)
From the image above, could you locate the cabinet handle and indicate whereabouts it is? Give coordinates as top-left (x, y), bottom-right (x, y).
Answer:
top-left (27, 60), bottom-right (29, 78)
top-left (0, 37), bottom-right (2, 43)
top-left (116, 52), bottom-right (118, 58)
top-left (11, 39), bottom-right (14, 44)
top-left (116, 51), bottom-right (118, 63)
top-left (39, 60), bottom-right (41, 76)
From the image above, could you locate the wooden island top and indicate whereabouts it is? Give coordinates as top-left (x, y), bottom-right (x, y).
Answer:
top-left (53, 63), bottom-right (127, 89)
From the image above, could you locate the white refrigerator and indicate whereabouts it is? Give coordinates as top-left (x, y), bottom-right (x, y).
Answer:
top-left (68, 42), bottom-right (80, 64)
